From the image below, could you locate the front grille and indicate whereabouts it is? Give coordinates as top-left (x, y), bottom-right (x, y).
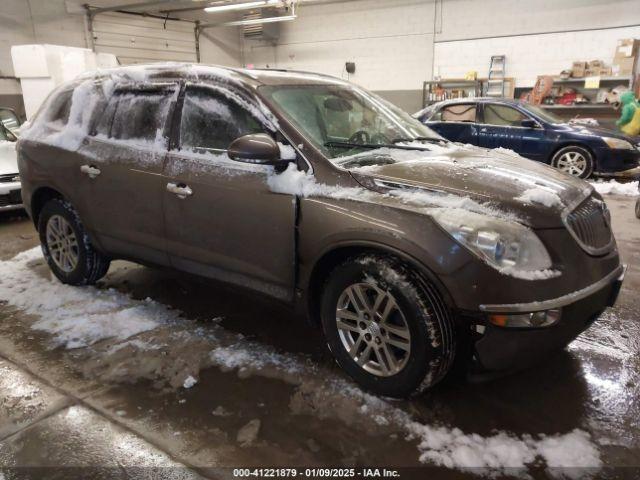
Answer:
top-left (0, 189), bottom-right (22, 207)
top-left (565, 196), bottom-right (613, 255)
top-left (0, 173), bottom-right (19, 183)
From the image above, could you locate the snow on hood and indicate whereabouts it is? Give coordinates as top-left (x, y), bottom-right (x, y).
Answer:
top-left (341, 144), bottom-right (591, 228)
top-left (0, 140), bottom-right (18, 176)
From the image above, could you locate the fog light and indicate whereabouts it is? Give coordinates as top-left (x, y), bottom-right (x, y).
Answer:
top-left (488, 309), bottom-right (561, 328)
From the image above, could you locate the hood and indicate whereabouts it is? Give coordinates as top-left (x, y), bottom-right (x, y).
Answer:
top-left (549, 122), bottom-right (640, 144)
top-left (0, 141), bottom-right (18, 176)
top-left (341, 144), bottom-right (592, 229)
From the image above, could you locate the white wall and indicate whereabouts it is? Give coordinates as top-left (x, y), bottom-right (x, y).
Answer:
top-left (244, 0), bottom-right (436, 91)
top-left (242, 0), bottom-right (640, 111)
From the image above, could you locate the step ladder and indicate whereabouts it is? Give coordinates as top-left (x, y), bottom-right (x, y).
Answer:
top-left (486, 55), bottom-right (506, 97)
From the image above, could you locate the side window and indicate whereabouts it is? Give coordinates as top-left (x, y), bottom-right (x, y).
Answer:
top-left (482, 104), bottom-right (526, 127)
top-left (179, 86), bottom-right (264, 151)
top-left (440, 104), bottom-right (477, 123)
top-left (94, 87), bottom-right (176, 146)
top-left (429, 109), bottom-right (443, 121)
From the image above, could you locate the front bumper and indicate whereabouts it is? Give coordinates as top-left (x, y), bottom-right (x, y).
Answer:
top-left (0, 181), bottom-right (23, 211)
top-left (472, 265), bottom-right (625, 371)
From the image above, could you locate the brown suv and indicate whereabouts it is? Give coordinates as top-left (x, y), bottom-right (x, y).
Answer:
top-left (18, 64), bottom-right (624, 397)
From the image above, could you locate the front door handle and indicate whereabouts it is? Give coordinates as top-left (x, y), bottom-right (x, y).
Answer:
top-left (166, 182), bottom-right (193, 199)
top-left (80, 164), bottom-right (101, 179)
top-left (479, 128), bottom-right (488, 133)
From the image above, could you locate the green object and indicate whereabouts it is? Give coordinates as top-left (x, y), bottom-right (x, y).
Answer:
top-left (616, 91), bottom-right (638, 127)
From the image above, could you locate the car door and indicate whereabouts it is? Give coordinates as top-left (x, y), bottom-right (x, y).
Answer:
top-left (76, 83), bottom-right (178, 266)
top-left (425, 103), bottom-right (480, 144)
top-left (162, 83), bottom-right (297, 301)
top-left (477, 103), bottom-right (546, 160)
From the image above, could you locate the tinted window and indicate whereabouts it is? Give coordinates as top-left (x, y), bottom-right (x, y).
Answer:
top-left (180, 86), bottom-right (263, 151)
top-left (97, 87), bottom-right (176, 145)
top-left (440, 104), bottom-right (477, 123)
top-left (483, 104), bottom-right (526, 126)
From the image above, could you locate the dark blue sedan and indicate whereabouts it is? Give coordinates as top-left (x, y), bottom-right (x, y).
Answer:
top-left (414, 98), bottom-right (640, 178)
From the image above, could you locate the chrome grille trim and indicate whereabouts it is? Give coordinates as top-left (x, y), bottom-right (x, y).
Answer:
top-left (562, 193), bottom-right (614, 256)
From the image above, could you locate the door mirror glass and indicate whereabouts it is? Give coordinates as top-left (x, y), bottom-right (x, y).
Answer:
top-left (228, 133), bottom-right (288, 166)
top-left (0, 108), bottom-right (20, 133)
top-left (520, 119), bottom-right (538, 128)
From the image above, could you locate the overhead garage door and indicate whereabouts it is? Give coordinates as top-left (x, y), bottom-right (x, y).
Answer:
top-left (92, 12), bottom-right (197, 65)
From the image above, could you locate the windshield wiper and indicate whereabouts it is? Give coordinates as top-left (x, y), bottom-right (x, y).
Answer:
top-left (391, 136), bottom-right (443, 144)
top-left (324, 141), bottom-right (382, 150)
top-left (325, 140), bottom-right (435, 152)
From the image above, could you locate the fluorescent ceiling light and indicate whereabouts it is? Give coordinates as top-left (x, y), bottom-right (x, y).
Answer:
top-left (204, 1), bottom-right (280, 13)
top-left (223, 14), bottom-right (296, 26)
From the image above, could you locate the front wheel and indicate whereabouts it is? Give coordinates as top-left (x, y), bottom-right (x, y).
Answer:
top-left (320, 255), bottom-right (455, 398)
top-left (551, 145), bottom-right (594, 178)
top-left (38, 198), bottom-right (110, 285)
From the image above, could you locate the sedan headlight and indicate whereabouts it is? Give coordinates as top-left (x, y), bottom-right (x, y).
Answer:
top-left (431, 209), bottom-right (556, 278)
top-left (602, 137), bottom-right (634, 150)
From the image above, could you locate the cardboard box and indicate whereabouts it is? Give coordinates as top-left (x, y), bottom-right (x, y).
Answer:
top-left (612, 56), bottom-right (636, 77)
top-left (614, 38), bottom-right (639, 59)
top-left (599, 67), bottom-right (612, 76)
top-left (588, 59), bottom-right (604, 68)
top-left (571, 61), bottom-right (587, 78)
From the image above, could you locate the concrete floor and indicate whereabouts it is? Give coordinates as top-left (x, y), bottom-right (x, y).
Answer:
top-left (0, 195), bottom-right (638, 479)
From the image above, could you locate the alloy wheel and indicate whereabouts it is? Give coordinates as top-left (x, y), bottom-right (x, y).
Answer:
top-left (556, 151), bottom-right (587, 176)
top-left (46, 214), bottom-right (79, 273)
top-left (335, 282), bottom-right (411, 377)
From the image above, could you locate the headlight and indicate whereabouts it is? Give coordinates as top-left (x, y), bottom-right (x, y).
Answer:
top-left (602, 137), bottom-right (634, 150)
top-left (431, 209), bottom-right (556, 279)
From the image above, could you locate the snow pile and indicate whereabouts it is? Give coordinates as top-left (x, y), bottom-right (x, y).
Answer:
top-left (498, 266), bottom-right (561, 281)
top-left (493, 147), bottom-right (522, 158)
top-left (517, 187), bottom-right (563, 208)
top-left (0, 249), bottom-right (174, 348)
top-left (589, 180), bottom-right (639, 196)
top-left (0, 248), bottom-right (603, 473)
top-left (277, 142), bottom-right (297, 160)
top-left (268, 162), bottom-right (366, 199)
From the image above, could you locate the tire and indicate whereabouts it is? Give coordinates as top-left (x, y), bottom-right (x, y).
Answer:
top-left (551, 145), bottom-right (594, 178)
top-left (320, 254), bottom-right (455, 398)
top-left (38, 198), bottom-right (110, 285)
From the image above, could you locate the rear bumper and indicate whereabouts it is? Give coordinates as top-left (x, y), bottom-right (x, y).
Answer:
top-left (595, 147), bottom-right (640, 174)
top-left (472, 265), bottom-right (625, 371)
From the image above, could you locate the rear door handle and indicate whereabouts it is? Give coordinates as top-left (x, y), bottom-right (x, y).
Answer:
top-left (80, 164), bottom-right (101, 179)
top-left (166, 182), bottom-right (193, 199)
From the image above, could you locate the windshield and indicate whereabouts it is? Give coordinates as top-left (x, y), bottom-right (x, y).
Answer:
top-left (522, 104), bottom-right (564, 124)
top-left (260, 84), bottom-right (444, 160)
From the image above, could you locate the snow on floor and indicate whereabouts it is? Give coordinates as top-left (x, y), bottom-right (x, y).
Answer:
top-left (0, 249), bottom-right (173, 349)
top-left (0, 248), bottom-right (603, 473)
top-left (589, 180), bottom-right (639, 197)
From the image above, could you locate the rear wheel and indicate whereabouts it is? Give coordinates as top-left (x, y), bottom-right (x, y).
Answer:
top-left (320, 254), bottom-right (455, 398)
top-left (38, 199), bottom-right (110, 285)
top-left (551, 145), bottom-right (594, 178)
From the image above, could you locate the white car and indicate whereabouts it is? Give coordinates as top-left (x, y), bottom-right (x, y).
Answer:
top-left (0, 108), bottom-right (23, 211)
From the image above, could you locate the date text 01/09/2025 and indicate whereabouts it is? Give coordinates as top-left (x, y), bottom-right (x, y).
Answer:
top-left (232, 468), bottom-right (401, 478)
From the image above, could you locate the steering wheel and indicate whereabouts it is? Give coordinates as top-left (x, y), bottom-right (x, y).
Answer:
top-left (348, 130), bottom-right (370, 145)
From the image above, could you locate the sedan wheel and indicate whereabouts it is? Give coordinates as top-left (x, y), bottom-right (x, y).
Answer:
top-left (336, 282), bottom-right (411, 377)
top-left (551, 146), bottom-right (594, 178)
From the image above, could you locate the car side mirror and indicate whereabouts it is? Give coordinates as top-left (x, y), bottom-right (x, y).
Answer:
top-left (521, 119), bottom-right (539, 128)
top-left (228, 133), bottom-right (290, 166)
top-left (0, 108), bottom-right (21, 133)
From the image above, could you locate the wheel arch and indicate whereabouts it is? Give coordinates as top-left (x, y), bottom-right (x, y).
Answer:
top-left (304, 241), bottom-right (456, 327)
top-left (30, 186), bottom-right (65, 230)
